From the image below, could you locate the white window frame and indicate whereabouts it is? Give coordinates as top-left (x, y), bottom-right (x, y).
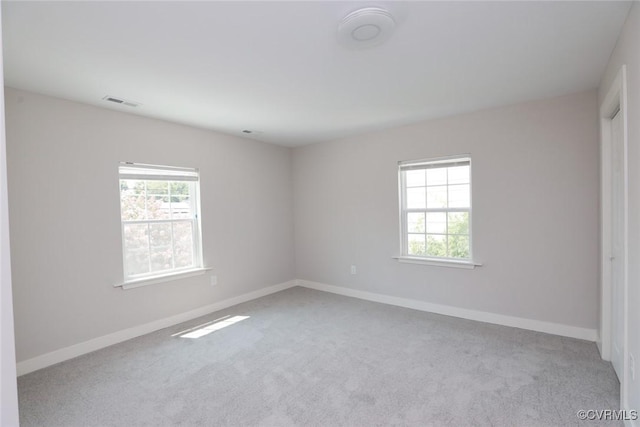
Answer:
top-left (116, 162), bottom-right (205, 288)
top-left (396, 154), bottom-right (479, 269)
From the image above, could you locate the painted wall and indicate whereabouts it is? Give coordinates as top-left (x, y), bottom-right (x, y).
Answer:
top-left (0, 7), bottom-right (19, 424)
top-left (293, 90), bottom-right (599, 330)
top-left (5, 88), bottom-right (295, 362)
top-left (599, 1), bottom-right (640, 418)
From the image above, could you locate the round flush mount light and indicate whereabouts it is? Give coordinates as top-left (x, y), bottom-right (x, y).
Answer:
top-left (338, 7), bottom-right (396, 49)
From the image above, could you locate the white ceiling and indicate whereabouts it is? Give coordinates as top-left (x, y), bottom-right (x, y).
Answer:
top-left (1, 1), bottom-right (632, 146)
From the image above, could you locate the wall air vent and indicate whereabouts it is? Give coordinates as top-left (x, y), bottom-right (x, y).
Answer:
top-left (102, 96), bottom-right (140, 108)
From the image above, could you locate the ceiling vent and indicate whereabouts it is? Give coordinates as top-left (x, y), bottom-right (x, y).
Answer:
top-left (337, 7), bottom-right (396, 49)
top-left (102, 95), bottom-right (140, 108)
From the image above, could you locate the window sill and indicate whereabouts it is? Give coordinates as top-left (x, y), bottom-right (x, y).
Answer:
top-left (392, 256), bottom-right (481, 269)
top-left (114, 268), bottom-right (212, 290)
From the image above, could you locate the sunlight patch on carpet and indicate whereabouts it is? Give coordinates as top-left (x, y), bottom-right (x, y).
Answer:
top-left (172, 315), bottom-right (250, 339)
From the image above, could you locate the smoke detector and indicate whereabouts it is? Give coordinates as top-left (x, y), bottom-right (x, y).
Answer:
top-left (338, 7), bottom-right (396, 49)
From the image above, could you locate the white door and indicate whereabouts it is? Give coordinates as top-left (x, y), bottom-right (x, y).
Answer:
top-left (611, 109), bottom-right (625, 381)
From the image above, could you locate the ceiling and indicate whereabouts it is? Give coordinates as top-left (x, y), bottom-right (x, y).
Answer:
top-left (1, 1), bottom-right (632, 147)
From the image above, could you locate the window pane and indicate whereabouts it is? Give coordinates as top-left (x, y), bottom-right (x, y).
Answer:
top-left (174, 221), bottom-right (194, 268)
top-left (150, 223), bottom-right (172, 247)
top-left (146, 181), bottom-right (169, 198)
top-left (169, 182), bottom-right (190, 201)
top-left (426, 186), bottom-right (447, 208)
top-left (448, 235), bottom-right (470, 259)
top-left (407, 212), bottom-right (425, 233)
top-left (149, 223), bottom-right (173, 272)
top-left (120, 180), bottom-right (146, 220)
top-left (146, 195), bottom-right (170, 219)
top-left (448, 184), bottom-right (470, 208)
top-left (448, 165), bottom-right (469, 185)
top-left (123, 223), bottom-right (150, 276)
top-left (124, 223), bottom-right (148, 250)
top-left (143, 181), bottom-right (169, 220)
top-left (405, 170), bottom-right (425, 187)
top-left (426, 212), bottom-right (446, 234)
top-left (150, 248), bottom-right (173, 273)
top-left (408, 234), bottom-right (426, 256)
top-left (447, 212), bottom-right (469, 235)
top-left (125, 250), bottom-right (150, 276)
top-left (426, 234), bottom-right (447, 257)
top-left (426, 168), bottom-right (447, 186)
top-left (170, 196), bottom-right (192, 219)
top-left (406, 187), bottom-right (426, 209)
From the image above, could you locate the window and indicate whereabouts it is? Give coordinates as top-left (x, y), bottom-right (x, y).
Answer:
top-left (118, 163), bottom-right (203, 283)
top-left (399, 156), bottom-right (472, 262)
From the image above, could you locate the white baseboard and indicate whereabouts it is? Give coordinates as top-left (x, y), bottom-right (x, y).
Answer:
top-left (297, 280), bottom-right (598, 342)
top-left (596, 339), bottom-right (608, 361)
top-left (17, 280), bottom-right (297, 376)
top-left (17, 278), bottom-right (599, 376)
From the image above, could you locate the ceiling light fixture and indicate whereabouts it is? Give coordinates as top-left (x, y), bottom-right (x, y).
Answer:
top-left (337, 7), bottom-right (396, 49)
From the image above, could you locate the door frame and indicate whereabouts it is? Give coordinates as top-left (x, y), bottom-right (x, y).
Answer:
top-left (599, 65), bottom-right (628, 408)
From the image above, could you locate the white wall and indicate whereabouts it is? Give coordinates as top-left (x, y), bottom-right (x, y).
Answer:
top-left (599, 1), bottom-right (640, 419)
top-left (5, 88), bottom-right (295, 362)
top-left (0, 6), bottom-right (20, 424)
top-left (293, 90), bottom-right (599, 331)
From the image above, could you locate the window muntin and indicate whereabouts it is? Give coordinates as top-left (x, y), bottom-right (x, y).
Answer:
top-left (119, 163), bottom-right (203, 282)
top-left (399, 157), bottom-right (471, 261)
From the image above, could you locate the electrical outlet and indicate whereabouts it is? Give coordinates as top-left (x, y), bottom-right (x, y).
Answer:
top-left (210, 275), bottom-right (218, 286)
top-left (630, 353), bottom-right (636, 380)
top-left (350, 265), bottom-right (357, 275)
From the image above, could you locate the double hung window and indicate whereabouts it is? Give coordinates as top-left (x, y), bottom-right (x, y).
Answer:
top-left (399, 156), bottom-right (472, 261)
top-left (118, 163), bottom-right (203, 282)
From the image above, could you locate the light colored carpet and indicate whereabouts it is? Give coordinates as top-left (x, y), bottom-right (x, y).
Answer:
top-left (18, 286), bottom-right (619, 426)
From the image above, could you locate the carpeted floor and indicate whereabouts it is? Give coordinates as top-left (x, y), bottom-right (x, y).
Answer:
top-left (18, 286), bottom-right (620, 426)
